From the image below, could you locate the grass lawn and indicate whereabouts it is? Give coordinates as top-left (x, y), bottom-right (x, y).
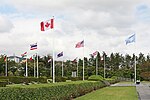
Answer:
top-left (75, 86), bottom-right (138, 100)
top-left (118, 81), bottom-right (134, 84)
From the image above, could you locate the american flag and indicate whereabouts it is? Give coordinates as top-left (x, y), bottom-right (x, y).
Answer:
top-left (75, 40), bottom-right (84, 48)
top-left (30, 43), bottom-right (37, 50)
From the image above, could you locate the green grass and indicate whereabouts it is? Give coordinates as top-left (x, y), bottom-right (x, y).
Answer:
top-left (118, 81), bottom-right (134, 84)
top-left (6, 81), bottom-right (95, 88)
top-left (75, 86), bottom-right (138, 100)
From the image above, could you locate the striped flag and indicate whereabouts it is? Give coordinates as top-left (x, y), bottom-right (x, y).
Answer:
top-left (75, 40), bottom-right (84, 48)
top-left (21, 52), bottom-right (27, 57)
top-left (30, 43), bottom-right (37, 50)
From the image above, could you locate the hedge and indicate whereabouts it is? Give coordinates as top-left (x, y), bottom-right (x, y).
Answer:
top-left (0, 81), bottom-right (107, 100)
top-left (88, 75), bottom-right (103, 81)
top-left (0, 76), bottom-right (48, 84)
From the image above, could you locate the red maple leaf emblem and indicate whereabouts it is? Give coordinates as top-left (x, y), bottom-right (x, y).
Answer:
top-left (45, 22), bottom-right (50, 28)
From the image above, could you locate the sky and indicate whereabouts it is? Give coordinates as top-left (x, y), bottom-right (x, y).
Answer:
top-left (0, 0), bottom-right (150, 60)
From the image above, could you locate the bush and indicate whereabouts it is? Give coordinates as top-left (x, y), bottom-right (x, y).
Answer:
top-left (0, 76), bottom-right (48, 84)
top-left (0, 79), bottom-right (8, 87)
top-left (55, 77), bottom-right (67, 82)
top-left (88, 75), bottom-right (103, 81)
top-left (111, 76), bottom-right (118, 80)
top-left (0, 81), bottom-right (106, 100)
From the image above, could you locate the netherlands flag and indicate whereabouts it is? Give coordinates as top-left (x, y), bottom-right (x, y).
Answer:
top-left (30, 43), bottom-right (37, 50)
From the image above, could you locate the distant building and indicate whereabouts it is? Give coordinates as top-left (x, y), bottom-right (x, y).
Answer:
top-left (8, 56), bottom-right (22, 63)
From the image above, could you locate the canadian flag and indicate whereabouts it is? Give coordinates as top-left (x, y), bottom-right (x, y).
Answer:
top-left (40, 18), bottom-right (54, 31)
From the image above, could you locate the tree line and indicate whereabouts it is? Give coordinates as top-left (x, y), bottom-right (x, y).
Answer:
top-left (0, 52), bottom-right (149, 80)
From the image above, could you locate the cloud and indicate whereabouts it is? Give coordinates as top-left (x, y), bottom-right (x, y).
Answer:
top-left (0, 0), bottom-right (150, 59)
top-left (0, 15), bottom-right (14, 33)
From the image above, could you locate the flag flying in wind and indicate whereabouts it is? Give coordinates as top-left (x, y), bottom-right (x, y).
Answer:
top-left (72, 57), bottom-right (78, 63)
top-left (48, 59), bottom-right (51, 63)
top-left (91, 51), bottom-right (98, 56)
top-left (57, 52), bottom-right (63, 58)
top-left (30, 56), bottom-right (33, 61)
top-left (30, 43), bottom-right (37, 50)
top-left (4, 56), bottom-right (7, 62)
top-left (75, 40), bottom-right (84, 48)
top-left (125, 34), bottom-right (135, 45)
top-left (41, 18), bottom-right (54, 31)
top-left (21, 52), bottom-right (27, 57)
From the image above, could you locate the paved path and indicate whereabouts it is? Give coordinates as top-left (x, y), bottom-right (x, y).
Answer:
top-left (111, 82), bottom-right (150, 100)
top-left (136, 83), bottom-right (150, 100)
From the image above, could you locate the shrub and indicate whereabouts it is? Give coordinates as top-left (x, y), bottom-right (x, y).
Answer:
top-left (55, 77), bottom-right (67, 82)
top-left (88, 75), bottom-right (103, 81)
top-left (0, 81), bottom-right (107, 100)
top-left (111, 76), bottom-right (118, 80)
top-left (0, 76), bottom-right (47, 84)
top-left (0, 79), bottom-right (8, 87)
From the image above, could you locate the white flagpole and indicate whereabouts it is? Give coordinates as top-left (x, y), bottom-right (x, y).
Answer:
top-left (134, 37), bottom-right (136, 83)
top-left (77, 59), bottom-right (78, 77)
top-left (83, 41), bottom-right (84, 81)
top-left (96, 56), bottom-right (98, 75)
top-left (134, 55), bottom-right (136, 83)
top-left (62, 60), bottom-right (64, 77)
top-left (52, 38), bottom-right (55, 83)
top-left (51, 59), bottom-right (52, 77)
top-left (26, 57), bottom-right (28, 77)
top-left (5, 56), bottom-right (7, 76)
top-left (37, 52), bottom-right (39, 78)
top-left (104, 54), bottom-right (106, 79)
top-left (34, 55), bottom-right (36, 77)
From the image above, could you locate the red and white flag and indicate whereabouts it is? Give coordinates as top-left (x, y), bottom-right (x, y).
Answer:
top-left (72, 57), bottom-right (78, 63)
top-left (75, 40), bottom-right (84, 48)
top-left (92, 51), bottom-right (98, 56)
top-left (40, 18), bottom-right (54, 31)
top-left (4, 56), bottom-right (7, 62)
top-left (30, 56), bottom-right (33, 61)
top-left (21, 52), bottom-right (27, 57)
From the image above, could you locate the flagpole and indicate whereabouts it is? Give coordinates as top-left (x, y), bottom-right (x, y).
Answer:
top-left (52, 38), bottom-right (55, 83)
top-left (62, 56), bottom-right (64, 77)
top-left (96, 56), bottom-right (98, 75)
top-left (134, 37), bottom-right (136, 83)
top-left (37, 52), bottom-right (39, 78)
top-left (26, 57), bottom-right (28, 77)
top-left (77, 59), bottom-right (78, 77)
top-left (134, 55), bottom-right (136, 83)
top-left (33, 55), bottom-right (35, 77)
top-left (104, 54), bottom-right (106, 79)
top-left (51, 59), bottom-right (52, 77)
top-left (5, 55), bottom-right (7, 76)
top-left (83, 39), bottom-right (85, 81)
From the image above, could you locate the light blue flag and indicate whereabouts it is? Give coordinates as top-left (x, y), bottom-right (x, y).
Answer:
top-left (125, 34), bottom-right (135, 45)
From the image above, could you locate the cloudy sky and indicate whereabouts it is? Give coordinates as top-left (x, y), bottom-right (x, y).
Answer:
top-left (0, 0), bottom-right (150, 60)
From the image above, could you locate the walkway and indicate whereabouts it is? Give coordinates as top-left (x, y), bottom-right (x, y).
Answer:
top-left (136, 83), bottom-right (150, 100)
